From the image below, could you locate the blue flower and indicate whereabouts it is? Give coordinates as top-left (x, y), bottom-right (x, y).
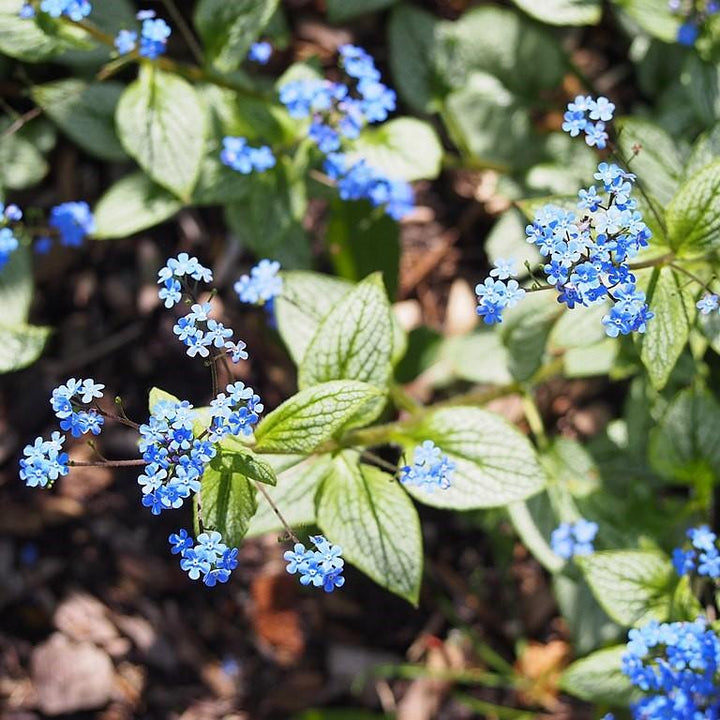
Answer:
top-left (672, 547), bottom-right (697, 576)
top-left (677, 21), bottom-right (699, 45)
top-left (400, 440), bottom-right (455, 491)
top-left (551, 519), bottom-right (598, 560)
top-left (284, 535), bottom-right (345, 593)
top-left (689, 525), bottom-right (718, 553)
top-left (19, 432), bottom-right (69, 488)
top-left (171, 529), bottom-right (238, 585)
top-left (40, 0), bottom-right (92, 20)
top-left (221, 137), bottom-right (276, 175)
top-left (49, 201), bottom-right (95, 247)
top-left (19, 3), bottom-right (35, 18)
top-left (248, 41), bottom-right (272, 64)
top-left (50, 378), bottom-right (105, 438)
top-left (697, 294), bottom-right (719, 315)
top-left (139, 17), bottom-right (171, 59)
top-left (114, 29), bottom-right (137, 54)
top-left (0, 227), bottom-right (19, 270)
top-left (489, 258), bottom-right (517, 280)
top-left (234, 259), bottom-right (283, 306)
top-left (621, 618), bottom-right (720, 718)
top-left (475, 277), bottom-right (526, 325)
top-left (562, 95), bottom-right (614, 148)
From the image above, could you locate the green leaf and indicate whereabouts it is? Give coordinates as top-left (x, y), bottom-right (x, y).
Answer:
top-left (116, 66), bottom-right (206, 200)
top-left (275, 271), bottom-right (353, 364)
top-left (613, 0), bottom-right (681, 42)
top-left (31, 80), bottom-right (126, 161)
top-left (433, 332), bottom-right (513, 386)
top-left (316, 453), bottom-right (422, 604)
top-left (216, 445), bottom-right (278, 486)
top-left (648, 387), bottom-right (720, 485)
top-left (400, 406), bottom-right (546, 509)
top-left (0, 123), bottom-right (48, 190)
top-left (299, 274), bottom-right (394, 390)
top-left (486, 209), bottom-right (541, 270)
top-left (327, 0), bottom-right (396, 21)
top-left (680, 54), bottom-right (720, 128)
top-left (199, 456), bottom-right (258, 548)
top-left (578, 550), bottom-right (675, 626)
top-left (388, 4), bottom-right (447, 113)
top-left (638, 267), bottom-right (695, 390)
top-left (194, 0), bottom-right (279, 72)
top-left (0, 245), bottom-right (33, 325)
top-left (667, 160), bottom-right (720, 257)
top-left (443, 72), bottom-right (532, 169)
top-left (224, 155), bottom-right (310, 268)
top-left (560, 646), bottom-right (633, 704)
top-left (0, 0), bottom-right (67, 61)
top-left (93, 172), bottom-right (182, 239)
top-left (0, 323), bottom-right (50, 373)
top-left (685, 123), bottom-right (720, 178)
top-left (549, 303), bottom-right (608, 351)
top-left (500, 291), bottom-right (563, 382)
top-left (351, 118), bottom-right (443, 182)
top-left (510, 0), bottom-right (601, 25)
top-left (148, 387), bottom-right (180, 412)
top-left (508, 499), bottom-right (565, 573)
top-left (254, 381), bottom-right (386, 454)
top-left (616, 117), bottom-right (683, 206)
top-left (326, 199), bottom-right (400, 299)
top-left (247, 455), bottom-right (332, 537)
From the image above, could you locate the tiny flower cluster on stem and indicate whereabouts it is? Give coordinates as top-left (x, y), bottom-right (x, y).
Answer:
top-left (550, 519), bottom-right (598, 560)
top-left (278, 45), bottom-right (414, 219)
top-left (114, 9), bottom-right (171, 59)
top-left (0, 203), bottom-right (23, 269)
top-left (169, 529), bottom-right (238, 587)
top-left (561, 95), bottom-right (615, 149)
top-left (673, 525), bottom-right (720, 579)
top-left (400, 441), bottom-right (455, 492)
top-left (622, 618), bottom-right (720, 719)
top-left (284, 535), bottom-right (345, 593)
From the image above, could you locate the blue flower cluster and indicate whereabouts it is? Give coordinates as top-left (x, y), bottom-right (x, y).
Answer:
top-left (220, 137), bottom-right (276, 175)
top-left (248, 41), bottom-right (272, 64)
top-left (234, 259), bottom-right (283, 306)
top-left (19, 432), bottom-right (69, 488)
top-left (48, 201), bottom-right (95, 248)
top-left (284, 535), bottom-right (345, 593)
top-left (157, 253), bottom-right (249, 364)
top-left (562, 95), bottom-right (615, 149)
top-left (114, 10), bottom-right (171, 59)
top-left (518, 162), bottom-right (653, 337)
top-left (0, 203), bottom-right (22, 270)
top-left (622, 618), bottom-right (720, 719)
top-left (669, 0), bottom-right (719, 45)
top-left (138, 399), bottom-right (215, 515)
top-left (278, 45), bottom-right (413, 219)
top-left (475, 270), bottom-right (526, 325)
top-left (35, 0), bottom-right (91, 20)
top-left (673, 525), bottom-right (720, 579)
top-left (550, 519), bottom-right (598, 560)
top-left (169, 529), bottom-right (239, 587)
top-left (207, 382), bottom-right (263, 442)
top-left (50, 378), bottom-right (105, 437)
top-left (400, 440), bottom-right (455, 491)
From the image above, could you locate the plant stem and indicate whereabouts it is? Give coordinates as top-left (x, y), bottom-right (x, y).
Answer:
top-left (521, 389), bottom-right (549, 451)
top-left (390, 384), bottom-right (423, 414)
top-left (254, 480), bottom-right (300, 544)
top-left (69, 459), bottom-right (146, 467)
top-left (160, 0), bottom-right (205, 65)
top-left (670, 262), bottom-right (715, 294)
top-left (628, 252), bottom-right (674, 270)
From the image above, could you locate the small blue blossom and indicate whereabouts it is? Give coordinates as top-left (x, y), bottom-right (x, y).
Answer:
top-left (550, 519), bottom-right (598, 560)
top-left (248, 41), bottom-right (272, 64)
top-left (0, 227), bottom-right (19, 270)
top-left (50, 378), bottom-right (105, 438)
top-left (114, 29), bottom-right (137, 54)
top-left (677, 21), bottom-right (700, 44)
top-left (19, 432), bottom-right (69, 488)
top-left (475, 277), bottom-right (526, 325)
top-left (221, 137), bottom-right (276, 175)
top-left (139, 16), bottom-right (171, 59)
top-left (19, 2), bottom-right (36, 17)
top-left (489, 258), bottom-right (517, 281)
top-left (208, 382), bottom-right (263, 442)
top-left (234, 259), bottom-right (283, 306)
top-left (40, 0), bottom-right (92, 20)
top-left (284, 535), bottom-right (345, 593)
top-left (400, 440), bottom-right (455, 491)
top-left (169, 529), bottom-right (238, 586)
top-left (3, 204), bottom-right (22, 222)
top-left (697, 294), bottom-right (719, 315)
top-left (49, 201), bottom-right (95, 247)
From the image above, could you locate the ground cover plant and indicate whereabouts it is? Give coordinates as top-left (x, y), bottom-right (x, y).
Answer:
top-left (1, 0), bottom-right (720, 718)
